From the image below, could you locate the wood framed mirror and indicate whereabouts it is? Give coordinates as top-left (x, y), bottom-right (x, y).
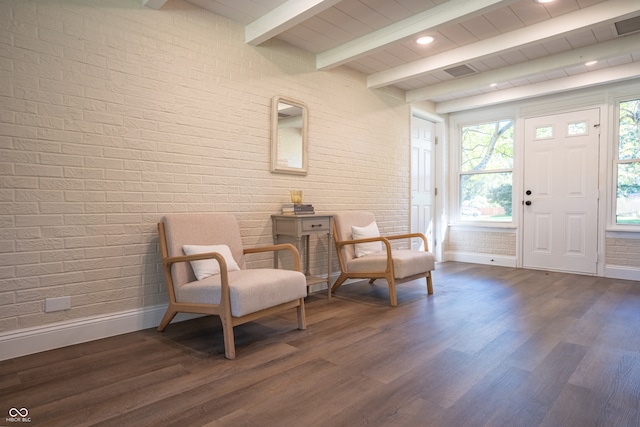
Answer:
top-left (271, 96), bottom-right (308, 175)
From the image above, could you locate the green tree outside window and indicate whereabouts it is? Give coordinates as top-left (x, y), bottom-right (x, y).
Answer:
top-left (616, 99), bottom-right (640, 225)
top-left (460, 120), bottom-right (514, 221)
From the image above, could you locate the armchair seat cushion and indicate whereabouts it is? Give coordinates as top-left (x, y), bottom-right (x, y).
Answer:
top-left (345, 250), bottom-right (435, 279)
top-left (178, 269), bottom-right (307, 317)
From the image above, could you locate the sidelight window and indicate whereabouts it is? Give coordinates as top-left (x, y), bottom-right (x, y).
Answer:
top-left (616, 98), bottom-right (640, 225)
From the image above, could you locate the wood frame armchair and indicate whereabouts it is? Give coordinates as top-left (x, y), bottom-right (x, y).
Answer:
top-left (332, 211), bottom-right (435, 306)
top-left (157, 213), bottom-right (307, 359)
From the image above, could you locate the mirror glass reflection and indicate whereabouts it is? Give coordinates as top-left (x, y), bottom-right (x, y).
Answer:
top-left (271, 96), bottom-right (308, 175)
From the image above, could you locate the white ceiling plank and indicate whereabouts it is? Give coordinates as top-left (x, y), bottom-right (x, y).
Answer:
top-left (482, 6), bottom-right (523, 33)
top-left (368, 0), bottom-right (640, 88)
top-left (361, 0), bottom-right (415, 22)
top-left (461, 15), bottom-right (501, 40)
top-left (438, 23), bottom-right (478, 46)
top-left (316, 0), bottom-right (519, 70)
top-left (245, 0), bottom-right (343, 45)
top-left (435, 62), bottom-right (640, 113)
top-left (406, 32), bottom-right (640, 103)
top-left (334, 0), bottom-right (393, 29)
top-left (143, 0), bottom-right (168, 9)
top-left (508, 0), bottom-right (551, 25)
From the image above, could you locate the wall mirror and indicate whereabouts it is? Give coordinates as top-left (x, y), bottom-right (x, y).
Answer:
top-left (271, 96), bottom-right (308, 175)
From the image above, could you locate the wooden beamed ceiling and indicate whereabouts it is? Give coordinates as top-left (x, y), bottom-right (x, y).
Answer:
top-left (147, 0), bottom-right (640, 113)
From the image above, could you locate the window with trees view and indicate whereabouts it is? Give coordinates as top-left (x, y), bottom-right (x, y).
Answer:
top-left (616, 98), bottom-right (640, 225)
top-left (460, 119), bottom-right (514, 222)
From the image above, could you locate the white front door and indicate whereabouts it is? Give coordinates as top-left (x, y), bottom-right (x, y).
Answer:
top-left (411, 115), bottom-right (435, 251)
top-left (522, 108), bottom-right (600, 274)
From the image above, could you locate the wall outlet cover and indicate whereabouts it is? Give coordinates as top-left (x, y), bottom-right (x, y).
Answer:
top-left (45, 296), bottom-right (71, 313)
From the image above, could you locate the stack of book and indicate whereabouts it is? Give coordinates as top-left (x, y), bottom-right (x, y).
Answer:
top-left (282, 203), bottom-right (315, 215)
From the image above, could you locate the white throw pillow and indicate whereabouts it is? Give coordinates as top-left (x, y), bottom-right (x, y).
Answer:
top-left (182, 244), bottom-right (241, 280)
top-left (351, 221), bottom-right (382, 258)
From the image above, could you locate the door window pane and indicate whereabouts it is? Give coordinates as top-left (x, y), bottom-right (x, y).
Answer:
top-left (535, 125), bottom-right (553, 139)
top-left (567, 121), bottom-right (587, 136)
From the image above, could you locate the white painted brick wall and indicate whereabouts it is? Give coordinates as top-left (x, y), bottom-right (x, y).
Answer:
top-left (606, 238), bottom-right (640, 268)
top-left (0, 0), bottom-right (411, 332)
top-left (445, 229), bottom-right (516, 256)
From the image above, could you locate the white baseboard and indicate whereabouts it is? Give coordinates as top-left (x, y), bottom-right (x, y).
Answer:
top-left (443, 251), bottom-right (517, 268)
top-left (0, 274), bottom-right (340, 362)
top-left (443, 254), bottom-right (640, 281)
top-left (0, 304), bottom-right (200, 362)
top-left (605, 265), bottom-right (640, 280)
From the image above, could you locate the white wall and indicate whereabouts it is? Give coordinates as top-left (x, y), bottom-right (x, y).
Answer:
top-left (0, 0), bottom-right (412, 359)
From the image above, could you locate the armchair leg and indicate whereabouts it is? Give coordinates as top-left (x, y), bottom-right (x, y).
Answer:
top-left (387, 276), bottom-right (398, 307)
top-left (426, 273), bottom-right (434, 295)
top-left (331, 273), bottom-right (348, 292)
top-left (157, 306), bottom-right (178, 331)
top-left (220, 313), bottom-right (236, 360)
top-left (297, 298), bottom-right (307, 330)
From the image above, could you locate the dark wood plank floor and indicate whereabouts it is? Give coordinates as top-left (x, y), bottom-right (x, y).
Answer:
top-left (2, 262), bottom-right (640, 427)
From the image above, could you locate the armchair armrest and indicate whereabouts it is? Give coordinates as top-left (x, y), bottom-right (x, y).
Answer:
top-left (163, 251), bottom-right (228, 267)
top-left (243, 243), bottom-right (302, 271)
top-left (336, 236), bottom-right (394, 272)
top-left (384, 232), bottom-right (429, 251)
top-left (336, 236), bottom-right (392, 252)
top-left (162, 251), bottom-right (233, 311)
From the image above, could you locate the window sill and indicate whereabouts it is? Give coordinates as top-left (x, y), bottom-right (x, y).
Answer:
top-left (605, 229), bottom-right (640, 239)
top-left (449, 222), bottom-right (516, 232)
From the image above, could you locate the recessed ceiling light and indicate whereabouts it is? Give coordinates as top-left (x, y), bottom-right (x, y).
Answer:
top-left (535, 0), bottom-right (554, 3)
top-left (585, 60), bottom-right (598, 66)
top-left (490, 83), bottom-right (498, 87)
top-left (416, 36), bottom-right (435, 45)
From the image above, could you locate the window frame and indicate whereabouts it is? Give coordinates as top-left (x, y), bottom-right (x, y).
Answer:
top-left (452, 116), bottom-right (516, 227)
top-left (612, 95), bottom-right (640, 230)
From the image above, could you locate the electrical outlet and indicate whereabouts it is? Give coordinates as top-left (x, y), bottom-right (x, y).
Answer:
top-left (45, 296), bottom-right (71, 312)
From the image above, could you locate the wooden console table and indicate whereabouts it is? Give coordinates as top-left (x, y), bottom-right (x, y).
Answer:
top-left (271, 214), bottom-right (333, 298)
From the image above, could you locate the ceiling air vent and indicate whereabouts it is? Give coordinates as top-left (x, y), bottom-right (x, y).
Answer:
top-left (615, 15), bottom-right (640, 36)
top-left (444, 64), bottom-right (477, 78)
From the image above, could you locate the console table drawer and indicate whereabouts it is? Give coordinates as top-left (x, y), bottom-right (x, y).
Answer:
top-left (301, 218), bottom-right (330, 232)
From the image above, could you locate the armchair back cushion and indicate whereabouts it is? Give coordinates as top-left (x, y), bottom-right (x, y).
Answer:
top-left (164, 213), bottom-right (247, 289)
top-left (334, 211), bottom-right (377, 263)
top-left (351, 221), bottom-right (382, 257)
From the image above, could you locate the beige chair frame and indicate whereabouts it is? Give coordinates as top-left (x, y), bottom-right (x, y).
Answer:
top-left (157, 222), bottom-right (306, 359)
top-left (332, 222), bottom-right (434, 307)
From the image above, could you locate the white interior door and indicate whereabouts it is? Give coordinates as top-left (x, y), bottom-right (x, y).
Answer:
top-left (522, 108), bottom-right (600, 274)
top-left (411, 115), bottom-right (435, 251)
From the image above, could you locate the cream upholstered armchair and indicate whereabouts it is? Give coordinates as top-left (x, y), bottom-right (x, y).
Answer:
top-left (157, 213), bottom-right (307, 359)
top-left (332, 211), bottom-right (435, 306)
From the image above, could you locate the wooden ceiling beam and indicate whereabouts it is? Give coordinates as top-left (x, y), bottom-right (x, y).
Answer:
top-left (368, 0), bottom-right (640, 89)
top-left (316, 0), bottom-right (517, 70)
top-left (245, 0), bottom-right (342, 46)
top-left (435, 62), bottom-right (640, 113)
top-left (406, 33), bottom-right (640, 103)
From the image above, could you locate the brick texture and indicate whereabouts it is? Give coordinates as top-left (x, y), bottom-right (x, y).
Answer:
top-left (605, 237), bottom-right (640, 268)
top-left (0, 0), bottom-right (411, 331)
top-left (444, 229), bottom-right (516, 256)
